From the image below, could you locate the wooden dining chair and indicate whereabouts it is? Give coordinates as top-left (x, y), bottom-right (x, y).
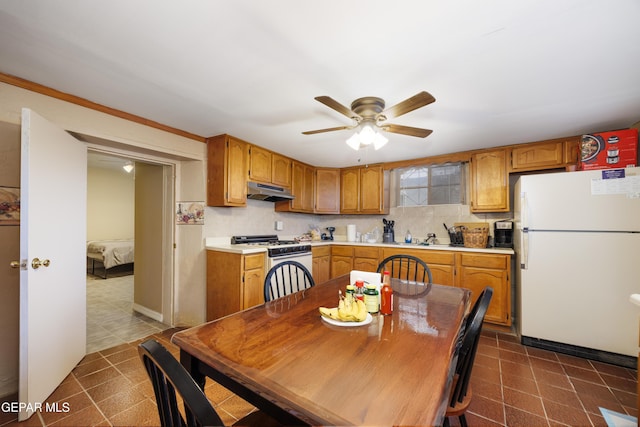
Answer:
top-left (444, 287), bottom-right (494, 427)
top-left (139, 339), bottom-right (280, 427)
top-left (377, 254), bottom-right (433, 284)
top-left (264, 260), bottom-right (315, 302)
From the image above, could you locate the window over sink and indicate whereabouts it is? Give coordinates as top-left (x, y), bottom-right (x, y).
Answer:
top-left (394, 163), bottom-right (465, 207)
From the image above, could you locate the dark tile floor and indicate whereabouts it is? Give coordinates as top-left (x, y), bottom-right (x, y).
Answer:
top-left (2, 328), bottom-right (637, 426)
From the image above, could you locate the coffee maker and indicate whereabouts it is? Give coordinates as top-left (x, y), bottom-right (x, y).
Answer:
top-left (494, 220), bottom-right (513, 248)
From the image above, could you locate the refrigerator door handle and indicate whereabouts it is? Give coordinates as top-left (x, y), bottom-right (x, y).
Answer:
top-left (521, 191), bottom-right (529, 230)
top-left (521, 230), bottom-right (529, 269)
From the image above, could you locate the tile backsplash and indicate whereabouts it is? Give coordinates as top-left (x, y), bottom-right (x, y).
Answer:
top-left (203, 200), bottom-right (511, 244)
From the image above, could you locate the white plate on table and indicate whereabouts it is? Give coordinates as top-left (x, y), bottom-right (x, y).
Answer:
top-left (321, 313), bottom-right (373, 327)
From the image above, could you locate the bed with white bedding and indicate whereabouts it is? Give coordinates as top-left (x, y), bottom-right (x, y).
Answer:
top-left (87, 239), bottom-right (134, 278)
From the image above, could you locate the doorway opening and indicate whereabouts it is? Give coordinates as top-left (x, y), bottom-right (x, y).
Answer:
top-left (86, 149), bottom-right (175, 352)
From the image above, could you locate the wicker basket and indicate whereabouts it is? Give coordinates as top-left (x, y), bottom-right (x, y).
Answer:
top-left (462, 226), bottom-right (489, 248)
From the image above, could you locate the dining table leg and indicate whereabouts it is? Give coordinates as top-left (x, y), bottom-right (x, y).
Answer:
top-left (179, 350), bottom-right (206, 390)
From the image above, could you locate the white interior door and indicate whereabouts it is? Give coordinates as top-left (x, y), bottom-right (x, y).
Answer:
top-left (19, 109), bottom-right (87, 420)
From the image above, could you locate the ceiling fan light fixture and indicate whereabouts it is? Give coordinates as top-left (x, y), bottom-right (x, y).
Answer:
top-left (345, 123), bottom-right (389, 151)
top-left (346, 133), bottom-right (361, 150)
top-left (373, 132), bottom-right (388, 150)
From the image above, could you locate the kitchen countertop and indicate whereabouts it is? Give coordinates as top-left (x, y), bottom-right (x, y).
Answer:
top-left (205, 237), bottom-right (515, 255)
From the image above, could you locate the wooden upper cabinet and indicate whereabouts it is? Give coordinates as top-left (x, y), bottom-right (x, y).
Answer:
top-left (315, 168), bottom-right (340, 214)
top-left (248, 145), bottom-right (272, 184)
top-left (509, 136), bottom-right (582, 172)
top-left (563, 136), bottom-right (581, 166)
top-left (340, 168), bottom-right (360, 213)
top-left (206, 134), bottom-right (247, 207)
top-left (469, 149), bottom-right (509, 213)
top-left (510, 140), bottom-right (564, 172)
top-left (360, 165), bottom-right (386, 213)
top-left (275, 160), bottom-right (314, 213)
top-left (272, 153), bottom-right (292, 187)
top-left (340, 164), bottom-right (388, 214)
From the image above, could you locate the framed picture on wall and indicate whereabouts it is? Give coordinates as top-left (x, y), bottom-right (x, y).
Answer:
top-left (176, 201), bottom-right (204, 225)
top-left (0, 186), bottom-right (20, 225)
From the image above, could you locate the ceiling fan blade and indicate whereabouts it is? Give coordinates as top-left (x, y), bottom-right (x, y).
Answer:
top-left (302, 125), bottom-right (353, 135)
top-left (382, 91), bottom-right (436, 119)
top-left (381, 124), bottom-right (433, 138)
top-left (315, 96), bottom-right (361, 120)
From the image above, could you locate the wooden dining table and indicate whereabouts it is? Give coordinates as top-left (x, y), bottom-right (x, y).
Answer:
top-left (172, 274), bottom-right (470, 426)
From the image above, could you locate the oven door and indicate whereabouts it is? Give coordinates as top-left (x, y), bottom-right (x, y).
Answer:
top-left (267, 252), bottom-right (313, 273)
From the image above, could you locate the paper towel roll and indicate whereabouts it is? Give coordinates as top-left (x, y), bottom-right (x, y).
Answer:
top-left (347, 224), bottom-right (356, 242)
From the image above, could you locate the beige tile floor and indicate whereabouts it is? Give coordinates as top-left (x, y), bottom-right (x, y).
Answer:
top-left (86, 268), bottom-right (170, 353)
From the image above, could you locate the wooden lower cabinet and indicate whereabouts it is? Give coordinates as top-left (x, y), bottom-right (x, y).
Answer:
top-left (206, 250), bottom-right (265, 321)
top-left (330, 246), bottom-right (353, 279)
top-left (353, 246), bottom-right (381, 272)
top-left (311, 243), bottom-right (512, 327)
top-left (456, 253), bottom-right (511, 326)
top-left (312, 246), bottom-right (331, 284)
top-left (381, 248), bottom-right (456, 287)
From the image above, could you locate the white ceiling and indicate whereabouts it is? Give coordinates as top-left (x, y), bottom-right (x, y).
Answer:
top-left (2, 1), bottom-right (640, 168)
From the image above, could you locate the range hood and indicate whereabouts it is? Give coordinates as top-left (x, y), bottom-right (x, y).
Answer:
top-left (247, 182), bottom-right (295, 202)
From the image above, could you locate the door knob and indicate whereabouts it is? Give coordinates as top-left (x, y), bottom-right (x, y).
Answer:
top-left (10, 260), bottom-right (23, 269)
top-left (31, 258), bottom-right (51, 269)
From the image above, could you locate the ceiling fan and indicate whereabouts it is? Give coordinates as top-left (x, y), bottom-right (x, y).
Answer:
top-left (302, 91), bottom-right (435, 149)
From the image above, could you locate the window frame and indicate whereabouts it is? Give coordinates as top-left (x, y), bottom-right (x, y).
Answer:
top-left (395, 163), bottom-right (465, 207)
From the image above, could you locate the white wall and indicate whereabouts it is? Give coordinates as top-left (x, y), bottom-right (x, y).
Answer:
top-left (87, 166), bottom-right (134, 241)
top-left (0, 82), bottom-right (207, 329)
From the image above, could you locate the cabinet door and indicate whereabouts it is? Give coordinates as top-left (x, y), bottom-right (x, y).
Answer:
top-left (242, 254), bottom-right (265, 309)
top-left (459, 266), bottom-right (509, 325)
top-left (510, 141), bottom-right (564, 172)
top-left (360, 165), bottom-right (384, 213)
top-left (289, 161), bottom-right (315, 212)
top-left (302, 164), bottom-right (315, 211)
top-left (243, 267), bottom-right (265, 309)
top-left (340, 168), bottom-right (360, 213)
top-left (206, 135), bottom-right (247, 207)
top-left (353, 258), bottom-right (378, 272)
top-left (469, 150), bottom-right (509, 213)
top-left (290, 161), bottom-right (305, 211)
top-left (272, 153), bottom-right (292, 187)
top-left (226, 137), bottom-right (248, 205)
top-left (564, 136), bottom-right (581, 165)
top-left (429, 264), bottom-right (455, 286)
top-left (315, 168), bottom-right (340, 213)
top-left (249, 145), bottom-right (272, 183)
top-left (207, 251), bottom-right (243, 321)
top-left (313, 256), bottom-right (331, 284)
top-left (331, 256), bottom-right (353, 279)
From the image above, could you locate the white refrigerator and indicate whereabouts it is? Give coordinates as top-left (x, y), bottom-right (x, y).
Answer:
top-left (514, 167), bottom-right (640, 365)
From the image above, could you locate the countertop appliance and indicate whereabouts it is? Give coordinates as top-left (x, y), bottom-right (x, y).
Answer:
top-left (494, 220), bottom-right (513, 248)
top-left (514, 167), bottom-right (640, 367)
top-left (230, 234), bottom-right (313, 274)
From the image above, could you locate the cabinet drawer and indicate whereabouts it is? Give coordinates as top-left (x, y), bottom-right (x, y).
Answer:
top-left (383, 248), bottom-right (454, 265)
top-left (460, 253), bottom-right (507, 269)
top-left (244, 253), bottom-right (265, 270)
top-left (354, 246), bottom-right (380, 259)
top-left (331, 246), bottom-right (354, 257)
top-left (418, 251), bottom-right (455, 265)
top-left (312, 245), bottom-right (330, 257)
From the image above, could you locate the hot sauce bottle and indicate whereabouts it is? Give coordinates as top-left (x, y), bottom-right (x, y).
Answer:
top-left (380, 271), bottom-right (393, 315)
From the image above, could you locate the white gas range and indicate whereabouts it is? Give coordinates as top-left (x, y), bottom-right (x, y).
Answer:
top-left (230, 235), bottom-right (313, 272)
